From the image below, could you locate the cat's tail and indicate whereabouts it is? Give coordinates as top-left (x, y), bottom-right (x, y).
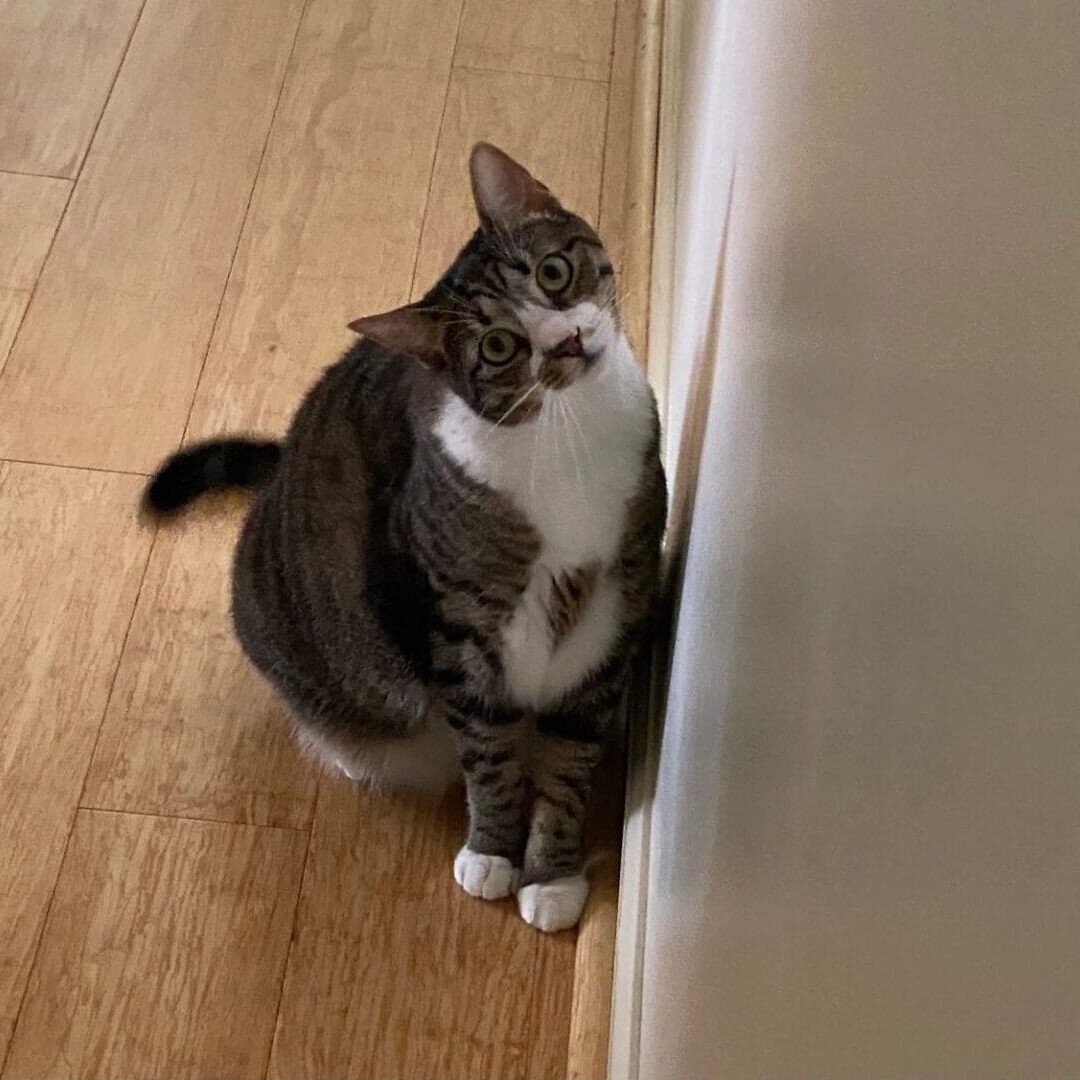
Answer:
top-left (142, 438), bottom-right (281, 514)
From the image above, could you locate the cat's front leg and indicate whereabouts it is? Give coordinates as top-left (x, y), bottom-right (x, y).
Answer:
top-left (519, 662), bottom-right (624, 932)
top-left (443, 689), bottom-right (528, 901)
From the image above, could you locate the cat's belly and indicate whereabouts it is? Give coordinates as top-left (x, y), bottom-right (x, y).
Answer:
top-left (499, 563), bottom-right (621, 710)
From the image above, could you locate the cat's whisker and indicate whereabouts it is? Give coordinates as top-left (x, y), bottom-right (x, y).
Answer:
top-left (484, 380), bottom-right (542, 437)
top-left (530, 389), bottom-right (550, 501)
top-left (559, 394), bottom-right (597, 471)
top-left (435, 287), bottom-right (478, 317)
top-left (555, 394), bottom-right (587, 500)
top-left (423, 308), bottom-right (476, 321)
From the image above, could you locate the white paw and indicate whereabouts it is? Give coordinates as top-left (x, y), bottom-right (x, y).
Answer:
top-left (516, 874), bottom-right (589, 932)
top-left (454, 846), bottom-right (521, 900)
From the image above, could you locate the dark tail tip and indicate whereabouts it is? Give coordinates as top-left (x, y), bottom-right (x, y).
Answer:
top-left (142, 438), bottom-right (281, 515)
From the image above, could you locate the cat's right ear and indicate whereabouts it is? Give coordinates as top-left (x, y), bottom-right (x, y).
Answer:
top-left (470, 142), bottom-right (560, 231)
top-left (348, 304), bottom-right (446, 368)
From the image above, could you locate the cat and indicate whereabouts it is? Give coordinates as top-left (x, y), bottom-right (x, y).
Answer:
top-left (144, 143), bottom-right (666, 932)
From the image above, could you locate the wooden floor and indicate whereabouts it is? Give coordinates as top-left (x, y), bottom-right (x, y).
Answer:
top-left (0, 1), bottom-right (640, 1076)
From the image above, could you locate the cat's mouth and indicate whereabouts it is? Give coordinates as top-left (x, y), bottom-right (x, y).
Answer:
top-left (547, 330), bottom-right (584, 359)
top-left (539, 329), bottom-right (599, 389)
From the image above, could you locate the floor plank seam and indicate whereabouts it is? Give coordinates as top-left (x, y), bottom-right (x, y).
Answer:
top-left (406, 0), bottom-right (469, 300)
top-left (69, 531), bottom-right (160, 816)
top-left (177, 0), bottom-right (313, 452)
top-left (605, 0), bottom-right (622, 84)
top-left (74, 803), bottom-right (313, 833)
top-left (75, 804), bottom-right (311, 834)
top-left (0, 185), bottom-right (75, 385)
top-left (0, 0), bottom-right (147, 386)
top-left (597, 69), bottom-right (618, 236)
top-left (0, 168), bottom-right (74, 183)
top-left (0, 456), bottom-right (150, 478)
top-left (451, 61), bottom-right (610, 86)
top-left (261, 779), bottom-right (320, 1080)
top-left (69, 0), bottom-right (152, 184)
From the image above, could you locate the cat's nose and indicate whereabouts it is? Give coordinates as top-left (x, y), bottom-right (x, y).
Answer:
top-left (546, 330), bottom-right (583, 359)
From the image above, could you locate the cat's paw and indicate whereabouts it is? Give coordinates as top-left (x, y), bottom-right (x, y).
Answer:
top-left (454, 846), bottom-right (521, 900)
top-left (516, 874), bottom-right (589, 932)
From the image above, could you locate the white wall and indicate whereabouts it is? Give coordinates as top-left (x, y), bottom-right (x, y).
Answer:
top-left (639, 3), bottom-right (1080, 1076)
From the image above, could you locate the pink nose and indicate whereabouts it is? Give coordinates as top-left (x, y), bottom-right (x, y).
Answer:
top-left (547, 330), bottom-right (583, 358)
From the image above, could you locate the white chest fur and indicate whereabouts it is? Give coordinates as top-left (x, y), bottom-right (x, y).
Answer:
top-left (434, 333), bottom-right (654, 709)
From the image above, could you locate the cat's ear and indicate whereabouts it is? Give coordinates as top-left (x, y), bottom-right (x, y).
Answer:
top-left (348, 304), bottom-right (446, 367)
top-left (469, 142), bottom-right (560, 231)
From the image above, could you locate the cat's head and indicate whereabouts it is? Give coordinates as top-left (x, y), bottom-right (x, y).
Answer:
top-left (349, 143), bottom-right (620, 424)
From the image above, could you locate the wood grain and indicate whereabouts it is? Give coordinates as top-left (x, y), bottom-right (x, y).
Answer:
top-left (0, 0), bottom-right (653, 1072)
top-left (83, 494), bottom-right (319, 828)
top-left (568, 752), bottom-right (626, 1080)
top-left (185, 0), bottom-right (463, 443)
top-left (457, 0), bottom-right (617, 82)
top-left (597, 0), bottom-right (638, 340)
top-left (411, 67), bottom-right (609, 298)
top-left (269, 779), bottom-right (576, 1080)
top-left (0, 463), bottom-right (150, 1064)
top-left (526, 920), bottom-right (579, 1080)
top-left (0, 0), bottom-right (305, 473)
top-left (3, 810), bottom-right (307, 1080)
top-left (0, 173), bottom-right (70, 371)
top-left (0, 0), bottom-right (144, 177)
top-left (619, 0), bottom-right (662, 366)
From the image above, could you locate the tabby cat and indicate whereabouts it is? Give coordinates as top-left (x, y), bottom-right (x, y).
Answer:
top-left (145, 143), bottom-right (666, 932)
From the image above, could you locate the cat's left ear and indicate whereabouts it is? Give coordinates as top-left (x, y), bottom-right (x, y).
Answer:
top-left (348, 304), bottom-right (446, 368)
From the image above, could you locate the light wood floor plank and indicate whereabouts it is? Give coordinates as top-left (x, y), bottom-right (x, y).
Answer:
top-left (567, 753), bottom-right (625, 1079)
top-left (598, 0), bottom-right (638, 276)
top-left (0, 463), bottom-right (150, 1064)
top-left (83, 494), bottom-right (319, 828)
top-left (0, 1), bottom-right (636, 1074)
top-left (0, 0), bottom-right (144, 177)
top-left (411, 68), bottom-right (609, 299)
top-left (270, 779), bottom-right (575, 1080)
top-left (185, 0), bottom-right (463, 442)
top-left (0, 0), bottom-right (306, 473)
top-left (0, 173), bottom-right (71, 371)
top-left (601, 0), bottom-right (658, 360)
top-left (525, 924), bottom-right (578, 1080)
top-left (456, 0), bottom-right (616, 82)
top-left (3, 810), bottom-right (307, 1080)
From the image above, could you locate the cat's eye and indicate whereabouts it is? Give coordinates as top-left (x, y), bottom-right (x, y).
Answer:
top-left (536, 254), bottom-right (574, 294)
top-left (479, 328), bottom-right (518, 365)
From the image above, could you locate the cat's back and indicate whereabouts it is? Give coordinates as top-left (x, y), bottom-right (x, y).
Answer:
top-left (285, 338), bottom-right (428, 478)
top-left (231, 339), bottom-right (435, 734)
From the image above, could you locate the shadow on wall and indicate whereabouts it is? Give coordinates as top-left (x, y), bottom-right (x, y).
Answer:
top-left (625, 164), bottom-right (735, 817)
